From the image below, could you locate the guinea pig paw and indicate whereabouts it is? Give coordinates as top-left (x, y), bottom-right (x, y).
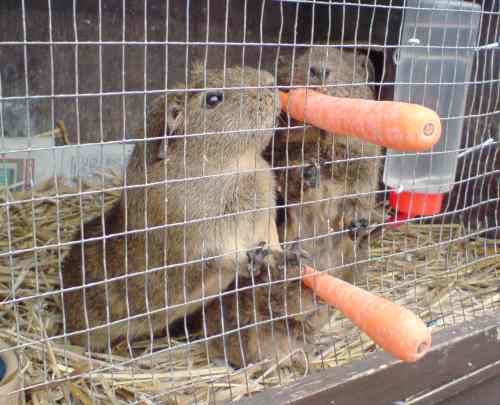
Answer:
top-left (348, 218), bottom-right (370, 239)
top-left (288, 241), bottom-right (311, 262)
top-left (302, 162), bottom-right (321, 189)
top-left (246, 242), bottom-right (271, 277)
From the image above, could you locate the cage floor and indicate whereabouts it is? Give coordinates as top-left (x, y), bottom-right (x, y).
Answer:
top-left (1, 178), bottom-right (499, 404)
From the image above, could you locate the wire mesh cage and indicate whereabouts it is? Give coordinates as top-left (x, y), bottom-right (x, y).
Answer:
top-left (0, 0), bottom-right (498, 403)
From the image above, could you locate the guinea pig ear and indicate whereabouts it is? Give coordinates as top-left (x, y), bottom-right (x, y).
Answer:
top-left (165, 102), bottom-right (182, 136)
top-left (146, 96), bottom-right (167, 137)
top-left (152, 99), bottom-right (182, 161)
top-left (275, 48), bottom-right (297, 87)
top-left (146, 96), bottom-right (182, 137)
top-left (276, 55), bottom-right (296, 89)
top-left (276, 66), bottom-right (291, 89)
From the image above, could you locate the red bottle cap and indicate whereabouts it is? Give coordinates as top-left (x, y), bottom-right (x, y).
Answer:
top-left (388, 190), bottom-right (444, 225)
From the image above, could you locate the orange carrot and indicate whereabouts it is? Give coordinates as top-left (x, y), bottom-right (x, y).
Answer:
top-left (280, 89), bottom-right (442, 152)
top-left (302, 265), bottom-right (431, 362)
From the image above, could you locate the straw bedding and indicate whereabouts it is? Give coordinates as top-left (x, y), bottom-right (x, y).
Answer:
top-left (0, 178), bottom-right (498, 404)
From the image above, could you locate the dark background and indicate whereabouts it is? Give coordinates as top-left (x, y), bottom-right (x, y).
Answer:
top-left (0, 0), bottom-right (403, 141)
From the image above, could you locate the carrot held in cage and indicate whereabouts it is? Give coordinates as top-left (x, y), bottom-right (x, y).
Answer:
top-left (279, 89), bottom-right (441, 152)
top-left (302, 265), bottom-right (431, 363)
top-left (382, 0), bottom-right (481, 226)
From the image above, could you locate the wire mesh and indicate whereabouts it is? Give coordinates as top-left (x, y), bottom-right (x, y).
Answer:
top-left (0, 0), bottom-right (498, 403)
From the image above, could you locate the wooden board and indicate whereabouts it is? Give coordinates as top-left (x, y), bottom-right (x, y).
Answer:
top-left (236, 313), bottom-right (500, 405)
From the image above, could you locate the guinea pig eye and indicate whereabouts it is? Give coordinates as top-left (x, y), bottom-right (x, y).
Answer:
top-left (205, 91), bottom-right (223, 108)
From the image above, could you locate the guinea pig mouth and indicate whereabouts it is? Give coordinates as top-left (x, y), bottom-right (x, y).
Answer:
top-left (315, 85), bottom-right (331, 95)
top-left (277, 111), bottom-right (302, 127)
top-left (277, 83), bottom-right (290, 93)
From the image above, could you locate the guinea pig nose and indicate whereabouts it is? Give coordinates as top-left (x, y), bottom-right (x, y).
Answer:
top-left (309, 66), bottom-right (319, 78)
top-left (310, 66), bottom-right (330, 80)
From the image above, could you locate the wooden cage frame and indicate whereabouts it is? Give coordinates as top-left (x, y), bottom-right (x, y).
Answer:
top-left (236, 313), bottom-right (500, 404)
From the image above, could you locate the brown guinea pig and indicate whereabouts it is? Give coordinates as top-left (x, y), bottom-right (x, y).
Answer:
top-left (61, 65), bottom-right (283, 352)
top-left (264, 45), bottom-right (381, 282)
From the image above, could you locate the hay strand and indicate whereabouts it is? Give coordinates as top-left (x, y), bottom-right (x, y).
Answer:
top-left (0, 178), bottom-right (498, 404)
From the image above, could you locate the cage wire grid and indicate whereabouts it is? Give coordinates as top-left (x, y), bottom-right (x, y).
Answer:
top-left (0, 0), bottom-right (499, 403)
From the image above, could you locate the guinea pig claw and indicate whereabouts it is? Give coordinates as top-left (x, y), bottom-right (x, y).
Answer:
top-left (302, 162), bottom-right (321, 189)
top-left (286, 242), bottom-right (311, 264)
top-left (246, 242), bottom-right (271, 277)
top-left (348, 218), bottom-right (370, 239)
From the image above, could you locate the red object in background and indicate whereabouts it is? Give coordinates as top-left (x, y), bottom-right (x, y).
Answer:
top-left (387, 190), bottom-right (444, 227)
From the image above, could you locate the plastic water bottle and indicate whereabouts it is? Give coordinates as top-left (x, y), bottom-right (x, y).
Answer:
top-left (383, 0), bottom-right (481, 221)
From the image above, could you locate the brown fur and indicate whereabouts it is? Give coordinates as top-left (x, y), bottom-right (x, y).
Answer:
top-left (170, 49), bottom-right (382, 368)
top-left (61, 65), bottom-right (284, 352)
top-left (264, 46), bottom-right (382, 280)
top-left (169, 50), bottom-right (381, 367)
top-left (200, 245), bottom-right (329, 369)
top-left (175, 239), bottom-right (340, 368)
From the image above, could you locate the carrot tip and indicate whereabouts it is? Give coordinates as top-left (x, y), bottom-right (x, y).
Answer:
top-left (423, 122), bottom-right (437, 137)
top-left (417, 342), bottom-right (429, 355)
